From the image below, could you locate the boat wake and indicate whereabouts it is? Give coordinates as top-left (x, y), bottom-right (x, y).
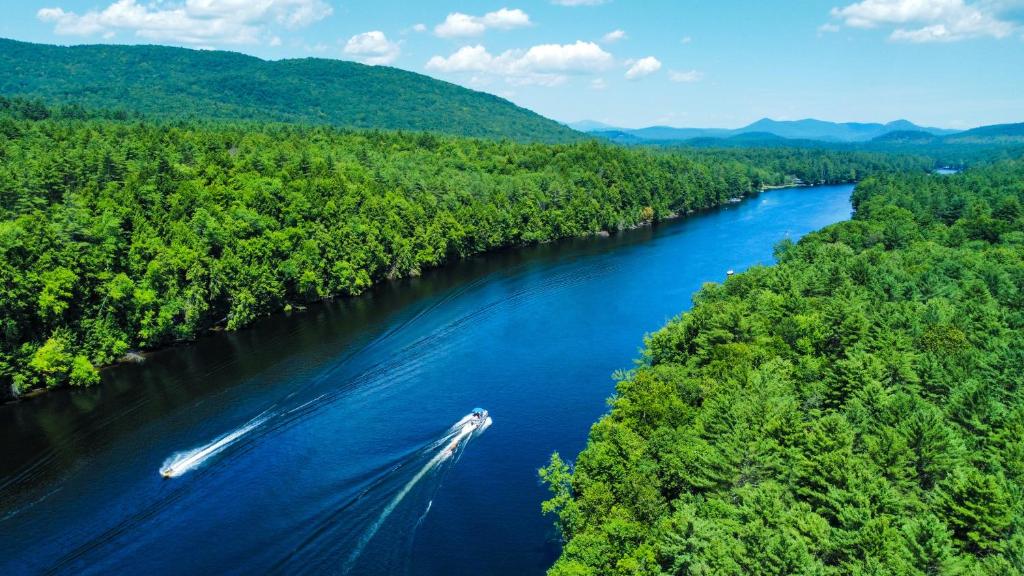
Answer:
top-left (342, 409), bottom-right (491, 573)
top-left (152, 286), bottom-right (497, 481)
top-left (159, 414), bottom-right (271, 478)
top-left (270, 409), bottom-right (491, 575)
top-left (153, 263), bottom-right (576, 482)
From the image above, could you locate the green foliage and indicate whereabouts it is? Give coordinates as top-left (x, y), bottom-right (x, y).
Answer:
top-left (680, 147), bottom-right (936, 189)
top-left (69, 355), bottom-right (100, 387)
top-left (0, 101), bottom-right (929, 395)
top-left (0, 37), bottom-right (580, 143)
top-left (37, 267), bottom-right (78, 321)
top-left (544, 162), bottom-right (1024, 574)
top-left (27, 333), bottom-right (73, 389)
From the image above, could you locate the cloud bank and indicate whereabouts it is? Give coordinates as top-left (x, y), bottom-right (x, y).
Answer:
top-left (434, 8), bottom-right (531, 38)
top-left (343, 30), bottom-right (400, 65)
top-left (826, 0), bottom-right (1017, 42)
top-left (427, 40), bottom-right (614, 86)
top-left (38, 0), bottom-right (332, 45)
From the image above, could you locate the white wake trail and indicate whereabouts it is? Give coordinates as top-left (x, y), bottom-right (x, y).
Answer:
top-left (343, 411), bottom-right (491, 574)
top-left (159, 414), bottom-right (270, 478)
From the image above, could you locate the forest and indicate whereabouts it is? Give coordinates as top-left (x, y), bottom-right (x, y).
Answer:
top-left (541, 161), bottom-right (1024, 574)
top-left (0, 97), bottom-right (936, 396)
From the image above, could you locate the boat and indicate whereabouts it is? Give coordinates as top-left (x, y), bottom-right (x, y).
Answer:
top-left (727, 269), bottom-right (735, 276)
top-left (445, 408), bottom-right (489, 453)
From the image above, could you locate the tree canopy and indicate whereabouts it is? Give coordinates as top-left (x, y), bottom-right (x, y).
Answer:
top-left (542, 161), bottom-right (1024, 574)
top-left (0, 98), bottom-right (933, 397)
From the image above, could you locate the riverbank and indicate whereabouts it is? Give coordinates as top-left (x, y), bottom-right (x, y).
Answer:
top-left (0, 183), bottom-right (857, 575)
top-left (2, 172), bottom-right (864, 403)
top-left (9, 109), bottom-right (929, 398)
top-left (544, 164), bottom-right (1023, 574)
top-left (2, 187), bottom-right (747, 403)
top-left (761, 178), bottom-right (858, 191)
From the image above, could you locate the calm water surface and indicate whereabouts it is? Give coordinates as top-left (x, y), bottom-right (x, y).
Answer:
top-left (1, 184), bottom-right (853, 575)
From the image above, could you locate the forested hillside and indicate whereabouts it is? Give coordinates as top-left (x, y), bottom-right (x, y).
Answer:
top-left (0, 38), bottom-right (579, 143)
top-left (542, 162), bottom-right (1024, 574)
top-left (0, 99), bottom-right (933, 396)
top-left (946, 123), bottom-right (1024, 144)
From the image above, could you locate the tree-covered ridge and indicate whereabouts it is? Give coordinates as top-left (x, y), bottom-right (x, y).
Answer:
top-left (541, 162), bottom-right (1024, 574)
top-left (0, 102), bottom-right (933, 396)
top-left (0, 37), bottom-right (579, 143)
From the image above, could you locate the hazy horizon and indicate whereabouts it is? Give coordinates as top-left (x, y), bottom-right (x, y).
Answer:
top-left (564, 116), bottom-right (977, 131)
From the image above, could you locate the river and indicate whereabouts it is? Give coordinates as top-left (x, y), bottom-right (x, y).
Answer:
top-left (0, 184), bottom-right (854, 575)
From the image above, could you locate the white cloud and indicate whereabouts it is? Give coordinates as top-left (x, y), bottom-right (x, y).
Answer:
top-left (552, 0), bottom-right (608, 5)
top-left (37, 7), bottom-right (107, 36)
top-left (426, 45), bottom-right (494, 72)
top-left (434, 8), bottom-right (531, 38)
top-left (435, 13), bottom-right (486, 37)
top-left (481, 8), bottom-right (531, 28)
top-left (669, 69), bottom-right (703, 82)
top-left (827, 0), bottom-right (1016, 42)
top-left (680, 36), bottom-right (693, 44)
top-left (514, 41), bottom-right (614, 72)
top-left (590, 77), bottom-right (608, 90)
top-left (37, 0), bottom-right (331, 45)
top-left (412, 23), bottom-right (427, 32)
top-left (426, 40), bottom-right (613, 86)
top-left (818, 23), bottom-right (841, 33)
top-left (343, 30), bottom-right (400, 65)
top-left (601, 29), bottom-right (626, 43)
top-left (624, 56), bottom-right (661, 80)
top-left (890, 23), bottom-right (962, 41)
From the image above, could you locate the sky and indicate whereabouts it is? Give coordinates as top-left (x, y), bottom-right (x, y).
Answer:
top-left (3, 0), bottom-right (1023, 129)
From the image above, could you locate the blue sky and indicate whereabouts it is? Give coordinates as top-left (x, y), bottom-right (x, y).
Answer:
top-left (3, 0), bottom-right (1023, 129)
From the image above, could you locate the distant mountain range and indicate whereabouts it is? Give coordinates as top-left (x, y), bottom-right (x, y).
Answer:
top-left (570, 118), bottom-right (961, 143)
top-left (0, 38), bottom-right (579, 143)
top-left (589, 123), bottom-right (1024, 149)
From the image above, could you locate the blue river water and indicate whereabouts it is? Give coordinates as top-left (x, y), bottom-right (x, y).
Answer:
top-left (0, 184), bottom-right (853, 575)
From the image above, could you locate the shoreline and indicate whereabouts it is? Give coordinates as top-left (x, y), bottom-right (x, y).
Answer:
top-left (3, 181), bottom-right (855, 405)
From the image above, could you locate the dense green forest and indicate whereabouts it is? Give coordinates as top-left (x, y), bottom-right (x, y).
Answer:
top-left (0, 38), bottom-right (579, 143)
top-left (541, 162), bottom-right (1024, 574)
top-left (679, 147), bottom-right (940, 187)
top-left (0, 98), bottom-right (934, 396)
top-left (596, 133), bottom-right (1024, 168)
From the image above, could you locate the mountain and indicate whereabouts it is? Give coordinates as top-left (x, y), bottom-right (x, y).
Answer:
top-left (581, 117), bottom-right (960, 143)
top-left (0, 38), bottom-right (580, 143)
top-left (739, 118), bottom-right (957, 142)
top-left (870, 130), bottom-right (940, 144)
top-left (567, 120), bottom-right (622, 132)
top-left (588, 130), bottom-right (648, 145)
top-left (867, 123), bottom-right (1024, 145)
top-left (629, 126), bottom-right (733, 140)
top-left (725, 131), bottom-right (788, 142)
top-left (943, 122), bottom-right (1024, 143)
top-left (575, 123), bottom-right (728, 140)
